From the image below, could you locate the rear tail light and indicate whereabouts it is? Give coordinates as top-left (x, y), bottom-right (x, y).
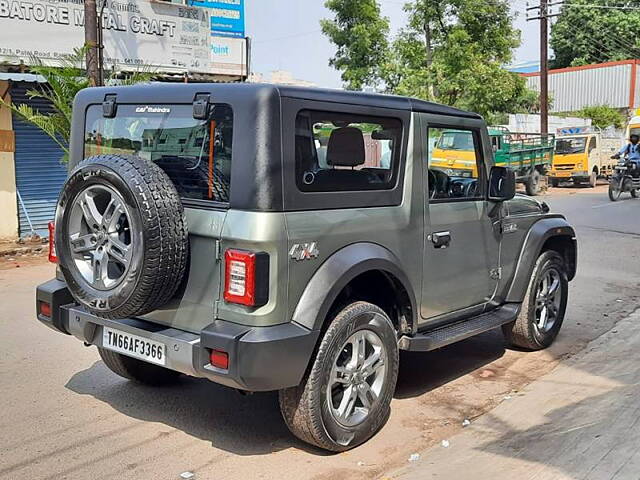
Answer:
top-left (39, 301), bottom-right (52, 318)
top-left (48, 221), bottom-right (58, 263)
top-left (223, 249), bottom-right (269, 307)
top-left (209, 349), bottom-right (229, 370)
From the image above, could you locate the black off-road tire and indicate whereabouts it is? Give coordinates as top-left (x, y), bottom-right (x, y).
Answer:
top-left (55, 154), bottom-right (188, 318)
top-left (279, 302), bottom-right (399, 452)
top-left (525, 169), bottom-right (541, 196)
top-left (98, 348), bottom-right (181, 385)
top-left (502, 250), bottom-right (569, 350)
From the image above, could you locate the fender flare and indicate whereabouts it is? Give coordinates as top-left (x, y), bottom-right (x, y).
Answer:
top-left (292, 242), bottom-right (418, 333)
top-left (505, 217), bottom-right (577, 303)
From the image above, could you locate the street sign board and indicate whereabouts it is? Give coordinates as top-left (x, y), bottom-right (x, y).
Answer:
top-left (189, 0), bottom-right (244, 38)
top-left (0, 0), bottom-right (245, 76)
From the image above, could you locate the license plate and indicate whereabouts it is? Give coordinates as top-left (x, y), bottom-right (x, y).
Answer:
top-left (102, 327), bottom-right (166, 366)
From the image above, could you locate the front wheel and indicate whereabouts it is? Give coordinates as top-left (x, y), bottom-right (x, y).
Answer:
top-left (609, 179), bottom-right (623, 201)
top-left (279, 302), bottom-right (399, 451)
top-left (589, 170), bottom-right (597, 188)
top-left (502, 250), bottom-right (568, 350)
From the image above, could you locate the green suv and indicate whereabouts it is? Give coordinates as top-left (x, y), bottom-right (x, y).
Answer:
top-left (36, 84), bottom-right (577, 451)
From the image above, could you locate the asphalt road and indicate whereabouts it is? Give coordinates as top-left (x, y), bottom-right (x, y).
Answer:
top-left (1, 184), bottom-right (639, 480)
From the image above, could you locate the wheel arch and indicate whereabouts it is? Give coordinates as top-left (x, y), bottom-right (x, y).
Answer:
top-left (291, 243), bottom-right (418, 335)
top-left (505, 217), bottom-right (577, 303)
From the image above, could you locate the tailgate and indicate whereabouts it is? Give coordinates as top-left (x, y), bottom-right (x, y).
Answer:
top-left (140, 208), bottom-right (225, 334)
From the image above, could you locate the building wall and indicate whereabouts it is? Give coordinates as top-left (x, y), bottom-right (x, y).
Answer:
top-left (524, 60), bottom-right (639, 113)
top-left (0, 80), bottom-right (18, 240)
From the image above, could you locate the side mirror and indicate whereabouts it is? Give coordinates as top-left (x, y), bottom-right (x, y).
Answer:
top-left (488, 166), bottom-right (516, 202)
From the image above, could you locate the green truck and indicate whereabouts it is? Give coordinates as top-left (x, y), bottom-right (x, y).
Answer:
top-left (431, 126), bottom-right (555, 195)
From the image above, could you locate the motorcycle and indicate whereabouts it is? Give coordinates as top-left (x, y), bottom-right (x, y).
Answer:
top-left (608, 157), bottom-right (640, 201)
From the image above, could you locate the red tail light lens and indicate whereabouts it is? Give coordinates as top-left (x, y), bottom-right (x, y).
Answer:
top-left (210, 349), bottom-right (229, 370)
top-left (48, 221), bottom-right (58, 263)
top-left (39, 301), bottom-right (52, 318)
top-left (223, 249), bottom-right (269, 307)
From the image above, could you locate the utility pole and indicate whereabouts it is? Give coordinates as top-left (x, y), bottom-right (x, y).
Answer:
top-left (527, 1), bottom-right (561, 136)
top-left (84, 0), bottom-right (100, 86)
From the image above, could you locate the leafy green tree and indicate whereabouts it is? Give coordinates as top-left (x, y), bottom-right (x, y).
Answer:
top-left (574, 105), bottom-right (626, 129)
top-left (321, 0), bottom-right (390, 90)
top-left (1, 48), bottom-right (152, 162)
top-left (551, 0), bottom-right (640, 68)
top-left (382, 0), bottom-right (537, 121)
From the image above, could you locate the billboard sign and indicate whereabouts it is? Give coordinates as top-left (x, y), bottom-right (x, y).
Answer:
top-left (0, 0), bottom-right (242, 75)
top-left (190, 0), bottom-right (244, 38)
top-left (211, 36), bottom-right (247, 76)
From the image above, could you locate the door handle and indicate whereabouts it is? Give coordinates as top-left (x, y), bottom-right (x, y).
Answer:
top-left (430, 231), bottom-right (451, 249)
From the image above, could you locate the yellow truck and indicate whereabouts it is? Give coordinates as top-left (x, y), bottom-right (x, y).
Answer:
top-left (549, 128), bottom-right (621, 187)
top-left (430, 127), bottom-right (554, 195)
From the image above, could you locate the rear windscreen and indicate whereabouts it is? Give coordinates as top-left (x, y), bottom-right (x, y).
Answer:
top-left (84, 104), bottom-right (233, 203)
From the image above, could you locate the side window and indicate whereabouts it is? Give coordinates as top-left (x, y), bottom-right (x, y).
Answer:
top-left (588, 137), bottom-right (597, 154)
top-left (295, 110), bottom-right (402, 192)
top-left (427, 127), bottom-right (484, 201)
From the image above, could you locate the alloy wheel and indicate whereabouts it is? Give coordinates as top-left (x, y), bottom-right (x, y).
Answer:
top-left (68, 185), bottom-right (134, 290)
top-left (327, 329), bottom-right (388, 427)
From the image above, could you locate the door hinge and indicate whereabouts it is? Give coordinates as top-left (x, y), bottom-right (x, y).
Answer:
top-left (214, 240), bottom-right (222, 262)
top-left (490, 268), bottom-right (502, 280)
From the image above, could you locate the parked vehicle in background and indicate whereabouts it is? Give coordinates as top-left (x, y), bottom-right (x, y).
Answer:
top-left (430, 127), bottom-right (554, 196)
top-left (609, 156), bottom-right (640, 201)
top-left (626, 113), bottom-right (640, 140)
top-left (549, 128), bottom-right (620, 187)
top-left (36, 84), bottom-right (577, 452)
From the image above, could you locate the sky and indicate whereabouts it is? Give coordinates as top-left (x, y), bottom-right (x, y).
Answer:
top-left (245, 1), bottom-right (541, 89)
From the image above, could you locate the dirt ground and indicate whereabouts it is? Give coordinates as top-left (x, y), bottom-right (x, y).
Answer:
top-left (1, 184), bottom-right (639, 480)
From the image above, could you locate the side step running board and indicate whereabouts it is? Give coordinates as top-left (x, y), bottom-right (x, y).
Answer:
top-left (398, 303), bottom-right (520, 352)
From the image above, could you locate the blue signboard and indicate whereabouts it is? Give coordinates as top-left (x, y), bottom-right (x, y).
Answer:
top-left (190, 0), bottom-right (245, 38)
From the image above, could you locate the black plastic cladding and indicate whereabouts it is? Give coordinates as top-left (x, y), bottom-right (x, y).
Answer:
top-left (70, 83), bottom-right (481, 212)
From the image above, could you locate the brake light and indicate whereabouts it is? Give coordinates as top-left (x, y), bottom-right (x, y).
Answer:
top-left (223, 249), bottom-right (269, 307)
top-left (48, 221), bottom-right (58, 263)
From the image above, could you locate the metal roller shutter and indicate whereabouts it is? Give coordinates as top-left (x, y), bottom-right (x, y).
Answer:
top-left (12, 83), bottom-right (68, 238)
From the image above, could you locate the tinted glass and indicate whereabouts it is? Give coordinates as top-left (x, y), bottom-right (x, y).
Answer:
top-left (295, 110), bottom-right (402, 192)
top-left (428, 127), bottom-right (483, 200)
top-left (85, 104), bottom-right (233, 203)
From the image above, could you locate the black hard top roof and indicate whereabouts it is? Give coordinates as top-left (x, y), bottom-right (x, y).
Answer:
top-left (77, 82), bottom-right (482, 120)
top-left (275, 84), bottom-right (482, 119)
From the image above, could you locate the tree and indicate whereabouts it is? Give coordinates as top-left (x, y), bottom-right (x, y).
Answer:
top-left (383, 0), bottom-right (537, 121)
top-left (321, 0), bottom-right (390, 90)
top-left (0, 48), bottom-right (152, 162)
top-left (551, 0), bottom-right (640, 68)
top-left (574, 106), bottom-right (626, 129)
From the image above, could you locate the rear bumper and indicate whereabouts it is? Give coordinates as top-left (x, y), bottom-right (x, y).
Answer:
top-left (36, 280), bottom-right (319, 392)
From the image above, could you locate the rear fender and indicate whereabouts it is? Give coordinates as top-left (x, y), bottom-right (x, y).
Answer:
top-left (291, 243), bottom-right (418, 333)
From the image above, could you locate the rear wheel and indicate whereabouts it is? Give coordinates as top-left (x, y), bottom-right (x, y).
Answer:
top-left (632, 188), bottom-right (639, 199)
top-left (502, 250), bottom-right (568, 350)
top-left (98, 348), bottom-right (181, 386)
top-left (279, 302), bottom-right (399, 451)
top-left (525, 169), bottom-right (541, 196)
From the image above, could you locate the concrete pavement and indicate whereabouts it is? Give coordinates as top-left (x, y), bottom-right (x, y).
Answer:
top-left (391, 308), bottom-right (640, 480)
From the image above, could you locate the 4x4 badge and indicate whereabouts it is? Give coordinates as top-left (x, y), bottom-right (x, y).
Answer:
top-left (290, 243), bottom-right (319, 261)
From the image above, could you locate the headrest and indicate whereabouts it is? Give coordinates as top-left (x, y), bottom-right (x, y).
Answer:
top-left (326, 127), bottom-right (365, 167)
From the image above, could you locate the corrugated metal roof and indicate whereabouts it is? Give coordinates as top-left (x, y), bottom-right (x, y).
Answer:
top-left (524, 60), bottom-right (637, 112)
top-left (0, 72), bottom-right (46, 83)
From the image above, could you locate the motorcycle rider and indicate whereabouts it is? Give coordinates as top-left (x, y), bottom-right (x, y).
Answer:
top-left (612, 134), bottom-right (640, 163)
